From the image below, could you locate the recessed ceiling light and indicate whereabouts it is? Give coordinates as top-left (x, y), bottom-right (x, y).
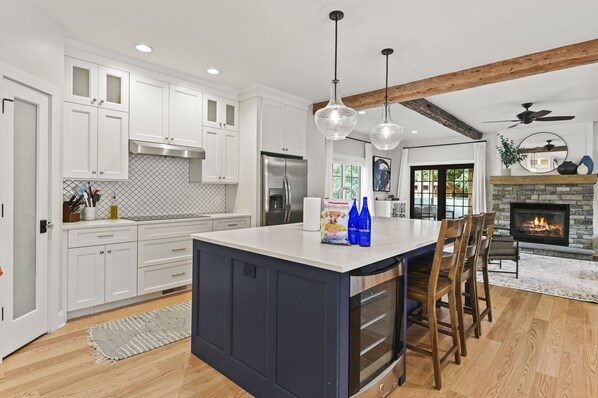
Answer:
top-left (207, 68), bottom-right (221, 75)
top-left (358, 110), bottom-right (367, 115)
top-left (135, 44), bottom-right (153, 53)
top-left (411, 130), bottom-right (419, 134)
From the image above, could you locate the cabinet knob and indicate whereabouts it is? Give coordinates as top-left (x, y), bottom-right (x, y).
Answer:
top-left (98, 99), bottom-right (105, 105)
top-left (219, 123), bottom-right (222, 127)
top-left (99, 171), bottom-right (104, 174)
top-left (170, 137), bottom-right (174, 140)
top-left (99, 250), bottom-right (105, 254)
top-left (223, 176), bottom-right (226, 179)
top-left (107, 249), bottom-right (112, 254)
top-left (92, 171), bottom-right (97, 174)
top-left (91, 98), bottom-right (97, 104)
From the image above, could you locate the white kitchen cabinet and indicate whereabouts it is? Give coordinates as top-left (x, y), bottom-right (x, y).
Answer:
top-left (97, 109), bottom-right (129, 180)
top-left (169, 85), bottom-right (203, 147)
top-left (63, 103), bottom-right (128, 180)
top-left (104, 242), bottom-right (138, 303)
top-left (203, 94), bottom-right (239, 132)
top-left (63, 102), bottom-right (98, 179)
top-left (138, 262), bottom-right (193, 295)
top-left (283, 106), bottom-right (307, 156)
top-left (68, 246), bottom-right (106, 311)
top-left (260, 99), bottom-right (307, 156)
top-left (130, 74), bottom-right (170, 144)
top-left (64, 57), bottom-right (128, 112)
top-left (261, 98), bottom-right (284, 154)
top-left (200, 127), bottom-right (239, 183)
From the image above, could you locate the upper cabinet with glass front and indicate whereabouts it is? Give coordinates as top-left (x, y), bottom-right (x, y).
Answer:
top-left (65, 56), bottom-right (129, 112)
top-left (203, 94), bottom-right (239, 131)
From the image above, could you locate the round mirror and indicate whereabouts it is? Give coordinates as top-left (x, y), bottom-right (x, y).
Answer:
top-left (518, 132), bottom-right (568, 173)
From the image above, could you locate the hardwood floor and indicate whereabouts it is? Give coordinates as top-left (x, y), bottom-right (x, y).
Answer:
top-left (1, 285), bottom-right (596, 397)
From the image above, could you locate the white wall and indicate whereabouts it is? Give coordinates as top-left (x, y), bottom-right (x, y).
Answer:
top-left (306, 106), bottom-right (326, 198)
top-left (0, 0), bottom-right (64, 86)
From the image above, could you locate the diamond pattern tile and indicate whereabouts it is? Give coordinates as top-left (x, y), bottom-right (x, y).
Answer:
top-left (64, 154), bottom-right (226, 219)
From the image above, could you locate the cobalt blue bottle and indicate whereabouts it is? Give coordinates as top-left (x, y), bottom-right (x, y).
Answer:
top-left (358, 197), bottom-right (372, 247)
top-left (348, 199), bottom-right (359, 245)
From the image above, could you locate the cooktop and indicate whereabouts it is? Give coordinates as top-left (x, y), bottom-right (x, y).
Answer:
top-left (123, 214), bottom-right (210, 222)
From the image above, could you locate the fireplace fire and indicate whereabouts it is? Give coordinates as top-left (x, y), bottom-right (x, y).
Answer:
top-left (510, 203), bottom-right (569, 246)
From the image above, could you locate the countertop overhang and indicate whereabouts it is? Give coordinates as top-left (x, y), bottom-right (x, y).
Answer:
top-left (192, 218), bottom-right (441, 273)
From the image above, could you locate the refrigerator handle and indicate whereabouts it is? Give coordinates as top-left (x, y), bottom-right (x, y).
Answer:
top-left (282, 177), bottom-right (288, 223)
top-left (286, 177), bottom-right (292, 223)
top-left (283, 176), bottom-right (291, 223)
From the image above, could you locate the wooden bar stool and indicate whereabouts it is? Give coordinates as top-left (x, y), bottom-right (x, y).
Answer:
top-left (406, 218), bottom-right (467, 390)
top-left (476, 212), bottom-right (496, 331)
top-left (454, 213), bottom-right (485, 357)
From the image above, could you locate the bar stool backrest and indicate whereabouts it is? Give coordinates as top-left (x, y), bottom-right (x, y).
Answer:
top-left (427, 218), bottom-right (467, 294)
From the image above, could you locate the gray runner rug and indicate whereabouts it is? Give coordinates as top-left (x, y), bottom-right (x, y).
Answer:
top-left (478, 252), bottom-right (598, 303)
top-left (88, 301), bottom-right (191, 363)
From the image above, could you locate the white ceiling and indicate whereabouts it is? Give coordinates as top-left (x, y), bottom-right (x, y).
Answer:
top-left (29, 0), bottom-right (598, 143)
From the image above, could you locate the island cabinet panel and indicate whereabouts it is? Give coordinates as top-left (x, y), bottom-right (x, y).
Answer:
top-left (276, 272), bottom-right (327, 398)
top-left (231, 260), bottom-right (268, 376)
top-left (196, 250), bottom-right (227, 351)
top-left (192, 241), bottom-right (350, 398)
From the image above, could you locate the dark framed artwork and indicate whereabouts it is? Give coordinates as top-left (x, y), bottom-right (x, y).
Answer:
top-left (373, 156), bottom-right (391, 192)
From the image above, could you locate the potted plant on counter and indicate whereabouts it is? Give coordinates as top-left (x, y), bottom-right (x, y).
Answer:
top-left (496, 134), bottom-right (527, 176)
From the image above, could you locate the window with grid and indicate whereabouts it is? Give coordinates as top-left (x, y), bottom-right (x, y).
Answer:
top-left (332, 163), bottom-right (361, 200)
top-left (410, 164), bottom-right (473, 220)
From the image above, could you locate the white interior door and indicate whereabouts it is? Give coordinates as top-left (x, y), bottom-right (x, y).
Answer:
top-left (0, 78), bottom-right (50, 360)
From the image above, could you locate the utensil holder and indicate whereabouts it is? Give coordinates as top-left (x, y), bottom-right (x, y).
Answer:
top-left (82, 207), bottom-right (96, 221)
top-left (63, 202), bottom-right (81, 222)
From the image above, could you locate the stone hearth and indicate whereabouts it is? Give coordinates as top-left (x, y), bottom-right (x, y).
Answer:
top-left (490, 175), bottom-right (595, 260)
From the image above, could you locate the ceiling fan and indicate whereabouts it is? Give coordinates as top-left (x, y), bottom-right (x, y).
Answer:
top-left (484, 103), bottom-right (575, 129)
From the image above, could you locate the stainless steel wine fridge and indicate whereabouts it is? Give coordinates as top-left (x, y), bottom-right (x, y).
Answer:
top-left (349, 257), bottom-right (405, 398)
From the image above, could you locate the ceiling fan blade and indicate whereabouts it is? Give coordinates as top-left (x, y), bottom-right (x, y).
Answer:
top-left (483, 120), bottom-right (519, 123)
top-left (507, 122), bottom-right (521, 129)
top-left (535, 116), bottom-right (575, 122)
top-left (530, 110), bottom-right (551, 119)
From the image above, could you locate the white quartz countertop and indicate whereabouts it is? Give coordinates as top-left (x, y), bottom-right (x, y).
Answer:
top-left (62, 213), bottom-right (251, 230)
top-left (192, 218), bottom-right (442, 273)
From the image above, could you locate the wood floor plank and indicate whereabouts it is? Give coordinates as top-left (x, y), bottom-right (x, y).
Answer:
top-left (1, 287), bottom-right (597, 398)
top-left (536, 296), bottom-right (569, 377)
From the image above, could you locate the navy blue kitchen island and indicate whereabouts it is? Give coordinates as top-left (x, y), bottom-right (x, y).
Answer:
top-left (191, 219), bottom-right (440, 398)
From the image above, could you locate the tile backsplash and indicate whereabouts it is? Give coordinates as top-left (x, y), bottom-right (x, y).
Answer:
top-left (63, 154), bottom-right (225, 219)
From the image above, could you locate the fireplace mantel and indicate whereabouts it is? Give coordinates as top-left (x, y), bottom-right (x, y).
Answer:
top-left (489, 174), bottom-right (597, 185)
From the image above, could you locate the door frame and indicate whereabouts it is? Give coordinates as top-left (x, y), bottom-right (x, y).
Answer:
top-left (0, 61), bottom-right (63, 336)
top-left (410, 163), bottom-right (475, 220)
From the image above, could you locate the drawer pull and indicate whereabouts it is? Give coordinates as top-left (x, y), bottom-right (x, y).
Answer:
top-left (171, 248), bottom-right (187, 252)
top-left (227, 223), bottom-right (238, 227)
top-left (98, 234), bottom-right (115, 238)
top-left (171, 272), bottom-right (186, 277)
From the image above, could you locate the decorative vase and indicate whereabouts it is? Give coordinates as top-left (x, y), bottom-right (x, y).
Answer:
top-left (501, 168), bottom-right (511, 176)
top-left (557, 161), bottom-right (578, 175)
top-left (577, 163), bottom-right (589, 175)
top-left (579, 155), bottom-right (594, 174)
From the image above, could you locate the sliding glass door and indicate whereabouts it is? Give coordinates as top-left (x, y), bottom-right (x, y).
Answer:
top-left (410, 164), bottom-right (474, 220)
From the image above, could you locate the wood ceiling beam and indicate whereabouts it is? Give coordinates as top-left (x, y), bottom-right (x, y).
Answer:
top-left (312, 38), bottom-right (598, 113)
top-left (400, 99), bottom-right (483, 140)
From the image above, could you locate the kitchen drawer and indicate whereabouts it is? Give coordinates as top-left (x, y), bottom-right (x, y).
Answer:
top-left (137, 220), bottom-right (213, 241)
top-left (138, 261), bottom-right (192, 295)
top-left (138, 237), bottom-right (192, 268)
top-left (212, 217), bottom-right (250, 231)
top-left (68, 226), bottom-right (137, 248)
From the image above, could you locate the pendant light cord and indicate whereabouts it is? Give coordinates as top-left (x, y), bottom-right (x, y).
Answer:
top-left (333, 17), bottom-right (338, 101)
top-left (384, 52), bottom-right (389, 105)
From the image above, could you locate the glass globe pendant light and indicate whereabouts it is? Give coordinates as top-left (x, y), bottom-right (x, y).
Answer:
top-left (314, 10), bottom-right (357, 141)
top-left (370, 48), bottom-right (404, 150)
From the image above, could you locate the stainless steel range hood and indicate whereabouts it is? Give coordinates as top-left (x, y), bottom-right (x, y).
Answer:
top-left (129, 140), bottom-right (205, 159)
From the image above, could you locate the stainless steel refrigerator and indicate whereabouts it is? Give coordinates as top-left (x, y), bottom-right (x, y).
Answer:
top-left (261, 155), bottom-right (308, 226)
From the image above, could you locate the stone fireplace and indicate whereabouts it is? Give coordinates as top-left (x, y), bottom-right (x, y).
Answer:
top-left (490, 175), bottom-right (596, 260)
